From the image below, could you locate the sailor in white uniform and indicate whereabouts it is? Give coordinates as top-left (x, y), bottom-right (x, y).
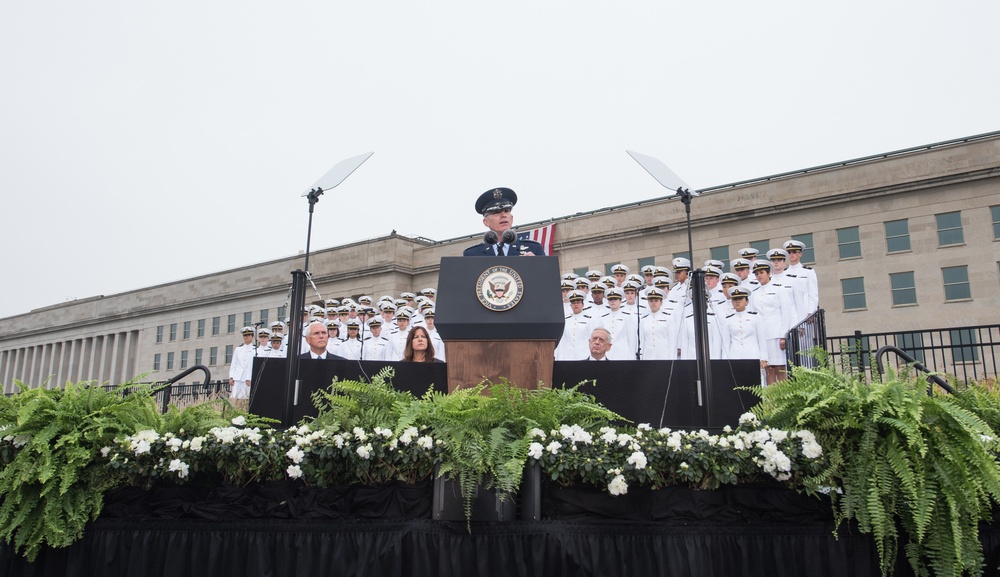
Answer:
top-left (639, 287), bottom-right (680, 360)
top-left (555, 290), bottom-right (595, 361)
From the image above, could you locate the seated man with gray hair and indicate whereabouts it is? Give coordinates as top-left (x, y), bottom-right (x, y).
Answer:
top-left (585, 327), bottom-right (613, 361)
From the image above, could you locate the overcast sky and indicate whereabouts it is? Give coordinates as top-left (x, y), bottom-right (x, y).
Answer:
top-left (2, 2), bottom-right (997, 320)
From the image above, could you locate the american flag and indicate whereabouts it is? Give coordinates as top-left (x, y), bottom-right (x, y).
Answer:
top-left (517, 224), bottom-right (556, 256)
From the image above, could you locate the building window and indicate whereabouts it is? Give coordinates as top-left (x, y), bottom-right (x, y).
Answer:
top-left (153, 353), bottom-right (161, 371)
top-left (673, 251), bottom-right (690, 264)
top-left (942, 265), bottom-right (971, 301)
top-left (225, 345), bottom-right (234, 364)
top-left (709, 246), bottom-right (730, 270)
top-left (210, 346), bottom-right (218, 366)
top-left (790, 233), bottom-right (815, 265)
top-left (837, 226), bottom-right (861, 259)
top-left (243, 312), bottom-right (252, 327)
top-left (260, 309), bottom-right (269, 327)
top-left (227, 314), bottom-right (236, 334)
top-left (277, 306), bottom-right (287, 321)
top-left (950, 329), bottom-right (979, 363)
top-left (749, 240), bottom-right (769, 257)
top-left (637, 257), bottom-right (655, 271)
top-left (890, 272), bottom-right (917, 306)
top-left (180, 350), bottom-right (188, 369)
top-left (604, 263), bottom-right (617, 276)
top-left (897, 332), bottom-right (925, 365)
top-left (992, 206), bottom-right (1000, 240)
top-left (155, 326), bottom-right (164, 344)
top-left (197, 319), bottom-right (205, 338)
top-left (169, 323), bottom-right (177, 341)
top-left (182, 321), bottom-right (191, 340)
top-left (212, 317), bottom-right (221, 336)
top-left (884, 219), bottom-right (911, 253)
top-left (195, 348), bottom-right (203, 366)
top-left (841, 277), bottom-right (866, 310)
top-left (936, 211), bottom-right (964, 246)
top-left (573, 267), bottom-right (588, 278)
top-left (167, 352), bottom-right (175, 370)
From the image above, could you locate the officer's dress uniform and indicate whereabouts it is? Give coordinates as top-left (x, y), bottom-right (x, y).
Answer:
top-left (555, 311), bottom-right (594, 361)
top-left (749, 280), bottom-right (797, 365)
top-left (721, 310), bottom-right (767, 361)
top-left (639, 309), bottom-right (679, 360)
top-left (785, 262), bottom-right (819, 320)
top-left (229, 341), bottom-right (255, 399)
top-left (337, 337), bottom-right (364, 361)
top-left (598, 309), bottom-right (638, 360)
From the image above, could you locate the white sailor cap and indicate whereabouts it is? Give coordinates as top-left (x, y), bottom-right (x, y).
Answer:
top-left (598, 276), bottom-right (616, 288)
top-left (606, 287), bottom-right (625, 300)
top-left (626, 273), bottom-right (644, 285)
top-left (646, 287), bottom-right (666, 300)
top-left (703, 259), bottom-right (725, 270)
top-left (655, 266), bottom-right (672, 277)
top-left (358, 295), bottom-right (373, 305)
top-left (567, 290), bottom-right (586, 302)
top-left (672, 257), bottom-right (691, 271)
top-left (420, 288), bottom-right (437, 296)
top-left (585, 270), bottom-right (602, 281)
top-left (622, 280), bottom-right (642, 291)
top-left (641, 265), bottom-right (656, 276)
top-left (367, 317), bottom-right (383, 328)
top-left (611, 264), bottom-right (630, 275)
top-left (324, 299), bottom-right (340, 308)
top-left (258, 328), bottom-right (271, 337)
top-left (738, 247), bottom-right (759, 259)
top-left (783, 240), bottom-right (806, 251)
top-left (270, 321), bottom-right (286, 332)
top-left (241, 326), bottom-right (255, 335)
top-left (730, 258), bottom-right (751, 270)
top-left (703, 265), bottom-right (722, 278)
top-left (766, 248), bottom-right (788, 261)
top-left (380, 301), bottom-right (397, 311)
top-left (400, 292), bottom-right (417, 300)
top-left (653, 275), bottom-right (671, 288)
top-left (562, 272), bottom-right (578, 281)
top-left (561, 279), bottom-right (576, 290)
top-left (574, 277), bottom-right (592, 289)
top-left (721, 273), bottom-right (741, 285)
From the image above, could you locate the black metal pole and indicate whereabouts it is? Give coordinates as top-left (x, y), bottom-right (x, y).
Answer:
top-left (679, 188), bottom-right (713, 425)
top-left (283, 270), bottom-right (306, 428)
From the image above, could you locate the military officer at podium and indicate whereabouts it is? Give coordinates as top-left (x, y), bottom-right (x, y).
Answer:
top-left (463, 187), bottom-right (545, 257)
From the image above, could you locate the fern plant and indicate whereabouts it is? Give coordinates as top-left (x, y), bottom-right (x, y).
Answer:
top-left (751, 364), bottom-right (1000, 577)
top-left (0, 380), bottom-right (164, 561)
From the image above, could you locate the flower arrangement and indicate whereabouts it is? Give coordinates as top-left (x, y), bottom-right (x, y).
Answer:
top-left (529, 413), bottom-right (826, 496)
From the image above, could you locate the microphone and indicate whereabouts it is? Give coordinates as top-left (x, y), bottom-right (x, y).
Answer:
top-left (501, 229), bottom-right (516, 245)
top-left (484, 231), bottom-right (499, 244)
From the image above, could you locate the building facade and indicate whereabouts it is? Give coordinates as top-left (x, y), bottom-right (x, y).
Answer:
top-left (2, 132), bottom-right (999, 392)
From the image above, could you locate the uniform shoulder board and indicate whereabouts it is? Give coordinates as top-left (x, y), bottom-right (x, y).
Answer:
top-left (748, 311), bottom-right (758, 315)
top-left (583, 315), bottom-right (592, 319)
top-left (707, 312), bottom-right (715, 317)
top-left (725, 313), bottom-right (735, 319)
top-left (600, 312), bottom-right (610, 318)
top-left (786, 273), bottom-right (798, 278)
top-left (622, 311), bottom-right (631, 316)
top-left (564, 314), bottom-right (572, 320)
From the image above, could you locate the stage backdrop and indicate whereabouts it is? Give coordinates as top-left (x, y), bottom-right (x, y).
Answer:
top-left (250, 358), bottom-right (762, 430)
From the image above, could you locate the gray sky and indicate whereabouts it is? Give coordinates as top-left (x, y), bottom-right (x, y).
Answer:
top-left (2, 2), bottom-right (997, 319)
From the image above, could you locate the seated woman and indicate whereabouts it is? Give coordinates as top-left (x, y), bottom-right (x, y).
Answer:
top-left (403, 326), bottom-right (443, 362)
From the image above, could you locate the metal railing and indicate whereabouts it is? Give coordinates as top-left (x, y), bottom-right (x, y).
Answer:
top-left (785, 309), bottom-right (827, 368)
top-left (826, 324), bottom-right (1000, 384)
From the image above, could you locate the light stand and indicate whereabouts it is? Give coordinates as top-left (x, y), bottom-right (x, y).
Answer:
top-left (283, 152), bottom-right (373, 428)
top-left (626, 151), bottom-right (714, 426)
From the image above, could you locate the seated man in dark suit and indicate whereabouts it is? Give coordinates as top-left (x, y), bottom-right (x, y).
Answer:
top-left (463, 187), bottom-right (545, 257)
top-left (299, 320), bottom-right (347, 360)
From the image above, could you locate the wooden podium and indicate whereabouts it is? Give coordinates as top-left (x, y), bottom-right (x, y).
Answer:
top-left (435, 256), bottom-right (564, 392)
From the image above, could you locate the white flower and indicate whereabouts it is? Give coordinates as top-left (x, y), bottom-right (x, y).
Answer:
top-left (231, 416), bottom-right (247, 427)
top-left (600, 429), bottom-right (618, 444)
top-left (981, 434), bottom-right (994, 443)
top-left (559, 424), bottom-right (592, 445)
top-left (416, 436), bottom-right (434, 450)
top-left (801, 441), bottom-right (823, 459)
top-left (666, 434), bottom-right (682, 451)
top-left (400, 427), bottom-right (419, 445)
top-left (333, 434), bottom-right (346, 449)
top-left (637, 423), bottom-right (652, 431)
top-left (353, 427), bottom-right (368, 442)
top-left (680, 462), bottom-right (690, 470)
top-left (100, 446), bottom-right (112, 458)
top-left (167, 459), bottom-right (189, 479)
top-left (134, 440), bottom-right (151, 456)
top-left (241, 428), bottom-right (263, 445)
top-left (286, 446), bottom-right (305, 464)
top-left (189, 437), bottom-right (205, 452)
top-left (373, 427), bottom-right (393, 438)
top-left (545, 441), bottom-right (563, 455)
top-left (616, 433), bottom-right (634, 447)
top-left (388, 438), bottom-right (398, 451)
top-left (627, 451), bottom-right (647, 470)
top-left (769, 429), bottom-right (788, 443)
top-left (732, 437), bottom-right (746, 451)
top-left (529, 428), bottom-right (547, 440)
top-left (166, 437), bottom-right (183, 452)
top-left (134, 429), bottom-right (161, 443)
top-left (296, 425), bottom-right (311, 435)
top-left (722, 425), bottom-right (733, 433)
top-left (528, 442), bottom-right (544, 460)
top-left (608, 474), bottom-right (628, 496)
top-left (738, 412), bottom-right (759, 426)
top-left (287, 465), bottom-right (303, 479)
top-left (211, 427), bottom-right (238, 444)
top-left (356, 444), bottom-right (373, 460)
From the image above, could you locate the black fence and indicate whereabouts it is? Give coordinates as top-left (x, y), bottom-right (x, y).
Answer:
top-left (98, 380), bottom-right (232, 409)
top-left (826, 324), bottom-right (1000, 384)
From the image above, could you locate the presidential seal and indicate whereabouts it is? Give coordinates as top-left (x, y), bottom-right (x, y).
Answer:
top-left (476, 266), bottom-right (524, 311)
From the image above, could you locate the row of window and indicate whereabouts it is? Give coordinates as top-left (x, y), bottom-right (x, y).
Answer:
top-left (155, 307), bottom-right (288, 344)
top-left (840, 265), bottom-right (973, 311)
top-left (837, 207), bottom-right (1000, 260)
top-left (152, 345), bottom-right (236, 371)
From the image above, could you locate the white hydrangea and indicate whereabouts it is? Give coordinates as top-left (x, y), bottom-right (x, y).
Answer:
top-left (627, 451), bottom-right (647, 470)
top-left (167, 459), bottom-right (189, 479)
top-left (286, 446), bottom-right (305, 464)
top-left (528, 442), bottom-right (544, 460)
top-left (287, 465), bottom-right (303, 479)
top-left (608, 474), bottom-right (628, 496)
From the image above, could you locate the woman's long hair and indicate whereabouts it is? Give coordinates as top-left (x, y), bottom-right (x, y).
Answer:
top-left (403, 326), bottom-right (435, 362)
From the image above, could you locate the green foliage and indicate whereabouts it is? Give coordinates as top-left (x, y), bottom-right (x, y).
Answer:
top-left (0, 380), bottom-right (163, 560)
top-left (310, 367), bottom-right (417, 432)
top-left (751, 365), bottom-right (1000, 577)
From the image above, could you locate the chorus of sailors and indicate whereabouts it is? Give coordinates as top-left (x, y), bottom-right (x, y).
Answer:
top-left (229, 240), bottom-right (818, 391)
